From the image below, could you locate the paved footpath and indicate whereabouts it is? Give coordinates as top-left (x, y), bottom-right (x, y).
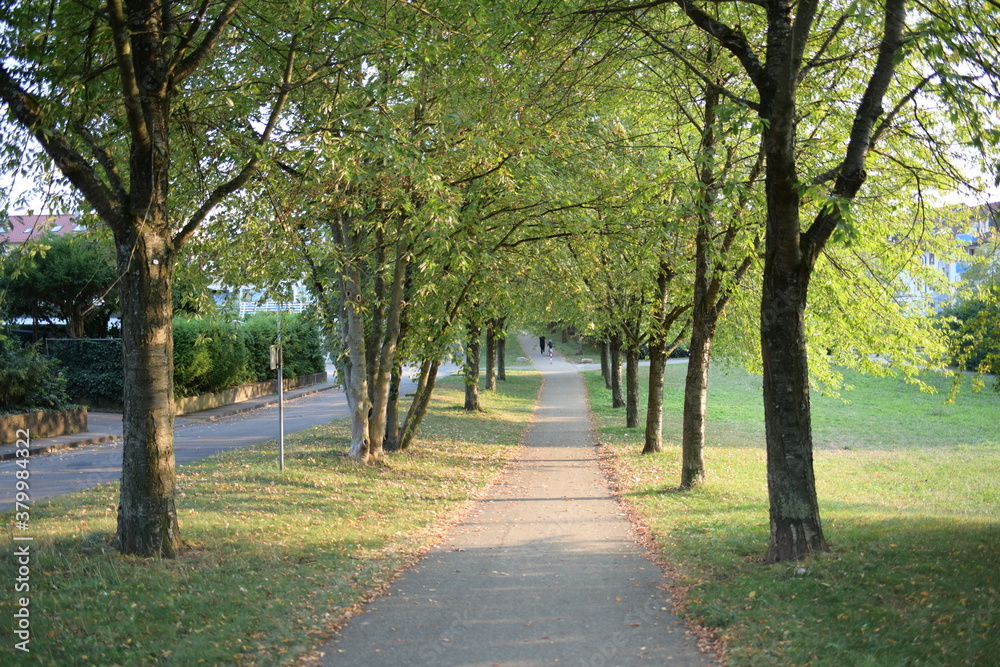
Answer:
top-left (316, 339), bottom-right (712, 667)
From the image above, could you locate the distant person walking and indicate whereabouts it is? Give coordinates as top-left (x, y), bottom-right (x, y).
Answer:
top-left (539, 336), bottom-right (546, 355)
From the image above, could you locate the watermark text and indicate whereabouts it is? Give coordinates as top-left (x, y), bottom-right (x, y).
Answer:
top-left (11, 429), bottom-right (32, 653)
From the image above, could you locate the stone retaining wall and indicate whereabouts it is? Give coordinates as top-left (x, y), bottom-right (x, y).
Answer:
top-left (174, 372), bottom-right (328, 415)
top-left (0, 407), bottom-right (88, 444)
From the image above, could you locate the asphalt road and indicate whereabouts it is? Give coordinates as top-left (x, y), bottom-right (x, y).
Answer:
top-left (0, 388), bottom-right (351, 512)
top-left (0, 364), bottom-right (464, 512)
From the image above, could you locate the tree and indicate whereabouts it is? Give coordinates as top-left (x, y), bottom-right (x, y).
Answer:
top-left (678, 85), bottom-right (761, 486)
top-left (674, 0), bottom-right (906, 562)
top-left (216, 1), bottom-right (628, 463)
top-left (1, 231), bottom-right (118, 338)
top-left (1, 0), bottom-right (301, 556)
top-left (464, 318), bottom-right (484, 412)
top-left (587, 0), bottom-right (1000, 561)
top-left (944, 233), bottom-right (1000, 393)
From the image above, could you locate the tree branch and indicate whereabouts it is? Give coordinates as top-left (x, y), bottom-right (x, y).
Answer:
top-left (671, 0), bottom-right (768, 91)
top-left (171, 0), bottom-right (243, 85)
top-left (72, 119), bottom-right (127, 203)
top-left (803, 0), bottom-right (908, 265)
top-left (169, 0), bottom-right (212, 72)
top-left (0, 65), bottom-right (123, 229)
top-left (106, 0), bottom-right (151, 156)
top-left (172, 33), bottom-right (298, 250)
top-left (634, 24), bottom-right (760, 111)
top-left (448, 153), bottom-right (518, 188)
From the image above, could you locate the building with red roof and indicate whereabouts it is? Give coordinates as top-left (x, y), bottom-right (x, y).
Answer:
top-left (1, 214), bottom-right (83, 248)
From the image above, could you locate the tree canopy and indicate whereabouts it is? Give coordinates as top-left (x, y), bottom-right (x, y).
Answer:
top-left (3, 0), bottom-right (999, 563)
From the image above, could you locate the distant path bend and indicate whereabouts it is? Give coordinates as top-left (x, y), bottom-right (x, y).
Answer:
top-left (318, 337), bottom-right (712, 666)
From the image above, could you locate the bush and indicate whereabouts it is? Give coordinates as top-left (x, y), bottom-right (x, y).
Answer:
top-left (0, 335), bottom-right (74, 415)
top-left (940, 288), bottom-right (1000, 388)
top-left (669, 342), bottom-right (690, 359)
top-left (242, 312), bottom-right (325, 382)
top-left (279, 313), bottom-right (326, 379)
top-left (173, 317), bottom-right (249, 398)
top-left (242, 314), bottom-right (278, 383)
top-left (39, 313), bottom-right (323, 405)
top-left (45, 338), bottom-right (124, 408)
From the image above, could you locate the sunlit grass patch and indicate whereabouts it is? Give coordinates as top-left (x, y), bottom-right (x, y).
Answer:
top-left (1, 370), bottom-right (541, 666)
top-left (586, 364), bottom-right (1000, 666)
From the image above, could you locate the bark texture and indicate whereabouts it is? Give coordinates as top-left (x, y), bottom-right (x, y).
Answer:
top-left (464, 320), bottom-right (482, 411)
top-left (642, 344), bottom-right (667, 454)
top-left (113, 226), bottom-right (181, 557)
top-left (625, 346), bottom-right (640, 428)
top-left (610, 335), bottom-right (624, 408)
top-left (485, 321), bottom-right (497, 391)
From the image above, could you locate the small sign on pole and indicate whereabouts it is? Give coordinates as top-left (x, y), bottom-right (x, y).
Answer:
top-left (276, 321), bottom-right (284, 472)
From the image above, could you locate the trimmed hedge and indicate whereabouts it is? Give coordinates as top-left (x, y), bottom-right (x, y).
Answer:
top-left (173, 317), bottom-right (249, 398)
top-left (44, 312), bottom-right (326, 404)
top-left (242, 312), bottom-right (326, 382)
top-left (44, 338), bottom-right (124, 408)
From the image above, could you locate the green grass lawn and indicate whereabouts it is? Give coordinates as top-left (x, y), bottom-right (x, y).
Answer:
top-left (1, 371), bottom-right (541, 666)
top-left (586, 362), bottom-right (999, 667)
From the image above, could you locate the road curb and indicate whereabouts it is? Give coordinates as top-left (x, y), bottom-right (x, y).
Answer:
top-left (0, 434), bottom-right (119, 462)
top-left (0, 383), bottom-right (339, 462)
top-left (175, 383), bottom-right (338, 426)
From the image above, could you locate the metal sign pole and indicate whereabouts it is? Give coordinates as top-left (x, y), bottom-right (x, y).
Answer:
top-left (277, 313), bottom-right (285, 471)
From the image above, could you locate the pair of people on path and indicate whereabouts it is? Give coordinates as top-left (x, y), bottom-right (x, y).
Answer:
top-left (539, 336), bottom-right (553, 357)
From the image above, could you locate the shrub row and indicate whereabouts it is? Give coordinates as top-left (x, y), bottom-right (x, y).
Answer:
top-left (44, 338), bottom-right (124, 409)
top-left (44, 312), bottom-right (325, 406)
top-left (175, 312), bottom-right (325, 397)
top-left (0, 335), bottom-right (74, 416)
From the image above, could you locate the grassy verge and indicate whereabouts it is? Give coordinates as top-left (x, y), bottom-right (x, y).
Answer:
top-left (586, 363), bottom-right (999, 666)
top-left (1, 370), bottom-right (541, 666)
top-left (551, 337), bottom-right (601, 364)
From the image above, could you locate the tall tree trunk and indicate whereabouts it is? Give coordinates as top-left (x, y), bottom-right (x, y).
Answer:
top-left (368, 244), bottom-right (408, 459)
top-left (334, 220), bottom-right (371, 464)
top-left (497, 317), bottom-right (507, 381)
top-left (642, 253), bottom-right (691, 455)
top-left (67, 305), bottom-right (86, 338)
top-left (643, 343), bottom-right (667, 454)
top-left (485, 320), bottom-right (497, 391)
top-left (625, 345), bottom-right (640, 428)
top-left (680, 82), bottom-right (719, 490)
top-left (600, 339), bottom-right (611, 389)
top-left (610, 334), bottom-right (624, 408)
top-left (464, 319), bottom-right (482, 411)
top-left (366, 232), bottom-right (386, 406)
top-left (761, 267), bottom-right (825, 562)
top-left (384, 365), bottom-right (401, 449)
top-left (399, 358), bottom-right (439, 451)
top-left (113, 225), bottom-right (181, 557)
top-left (757, 44), bottom-right (828, 558)
top-left (681, 318), bottom-right (713, 488)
